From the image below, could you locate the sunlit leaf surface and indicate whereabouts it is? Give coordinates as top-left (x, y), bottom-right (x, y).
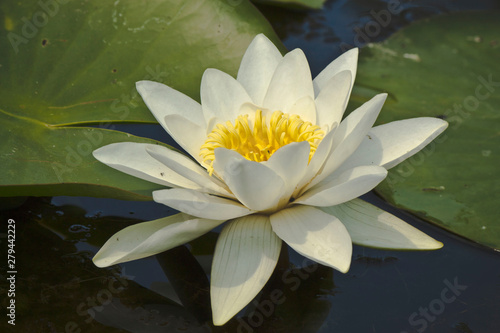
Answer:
top-left (0, 0), bottom-right (283, 200)
top-left (352, 11), bottom-right (500, 248)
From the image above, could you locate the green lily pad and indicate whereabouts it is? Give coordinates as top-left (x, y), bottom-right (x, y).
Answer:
top-left (254, 0), bottom-right (325, 10)
top-left (352, 11), bottom-right (500, 249)
top-left (0, 0), bottom-right (283, 200)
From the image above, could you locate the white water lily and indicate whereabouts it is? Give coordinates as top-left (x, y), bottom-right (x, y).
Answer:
top-left (92, 34), bottom-right (447, 325)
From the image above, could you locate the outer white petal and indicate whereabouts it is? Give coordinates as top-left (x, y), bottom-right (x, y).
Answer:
top-left (264, 141), bottom-right (310, 205)
top-left (315, 70), bottom-right (352, 128)
top-left (213, 148), bottom-right (286, 212)
top-left (313, 48), bottom-right (358, 97)
top-left (146, 144), bottom-right (232, 197)
top-left (320, 199), bottom-right (443, 249)
top-left (270, 205), bottom-right (352, 273)
top-left (211, 215), bottom-right (281, 325)
top-left (93, 142), bottom-right (200, 189)
top-left (263, 49), bottom-right (315, 123)
top-left (153, 189), bottom-right (254, 220)
top-left (294, 166), bottom-right (387, 207)
top-left (93, 213), bottom-right (225, 267)
top-left (136, 81), bottom-right (207, 157)
top-left (136, 80), bottom-right (206, 128)
top-left (201, 68), bottom-right (252, 127)
top-left (237, 34), bottom-right (283, 106)
top-left (307, 93), bottom-right (387, 189)
top-left (335, 117), bottom-right (449, 174)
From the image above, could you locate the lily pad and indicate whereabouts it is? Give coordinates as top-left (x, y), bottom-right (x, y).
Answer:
top-left (0, 0), bottom-right (283, 200)
top-left (352, 11), bottom-right (500, 249)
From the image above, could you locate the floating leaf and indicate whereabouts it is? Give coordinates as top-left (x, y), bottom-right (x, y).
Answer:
top-left (0, 0), bottom-right (283, 199)
top-left (352, 11), bottom-right (500, 248)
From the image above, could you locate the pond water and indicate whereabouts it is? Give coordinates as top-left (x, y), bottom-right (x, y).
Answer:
top-left (2, 0), bottom-right (500, 332)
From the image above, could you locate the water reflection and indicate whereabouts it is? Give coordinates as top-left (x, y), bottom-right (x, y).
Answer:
top-left (2, 192), bottom-right (500, 332)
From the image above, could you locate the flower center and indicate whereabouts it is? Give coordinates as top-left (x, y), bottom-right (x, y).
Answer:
top-left (200, 110), bottom-right (324, 175)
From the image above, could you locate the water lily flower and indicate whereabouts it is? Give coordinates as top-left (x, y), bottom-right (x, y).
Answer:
top-left (92, 34), bottom-right (448, 325)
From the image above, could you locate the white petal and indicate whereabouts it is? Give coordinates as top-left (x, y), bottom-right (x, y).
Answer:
top-left (237, 34), bottom-right (283, 106)
top-left (153, 188), bottom-right (254, 220)
top-left (135, 81), bottom-right (207, 161)
top-left (294, 165), bottom-right (387, 207)
top-left (270, 206), bottom-right (352, 273)
top-left (315, 70), bottom-right (352, 128)
top-left (211, 215), bottom-right (281, 326)
top-left (212, 148), bottom-right (246, 180)
top-left (162, 114), bottom-right (207, 163)
top-left (265, 141), bottom-right (310, 204)
top-left (320, 199), bottom-right (443, 249)
top-left (93, 213), bottom-right (224, 267)
top-left (336, 117), bottom-right (449, 173)
top-left (313, 48), bottom-right (358, 97)
top-left (201, 68), bottom-right (252, 127)
top-left (213, 148), bottom-right (286, 212)
top-left (136, 80), bottom-right (205, 128)
top-left (93, 142), bottom-right (200, 189)
top-left (146, 144), bottom-right (231, 197)
top-left (307, 93), bottom-right (387, 189)
top-left (293, 124), bottom-right (337, 197)
top-left (263, 49), bottom-right (315, 122)
top-left (287, 95), bottom-right (317, 125)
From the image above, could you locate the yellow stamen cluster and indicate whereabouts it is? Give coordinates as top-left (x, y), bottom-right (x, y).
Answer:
top-left (200, 110), bottom-right (325, 175)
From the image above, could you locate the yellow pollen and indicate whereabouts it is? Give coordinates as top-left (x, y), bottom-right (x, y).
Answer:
top-left (200, 110), bottom-right (325, 175)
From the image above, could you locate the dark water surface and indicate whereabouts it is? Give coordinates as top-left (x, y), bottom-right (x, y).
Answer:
top-left (2, 0), bottom-right (500, 332)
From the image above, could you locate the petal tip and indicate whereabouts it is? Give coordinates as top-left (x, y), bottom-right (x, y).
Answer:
top-left (212, 311), bottom-right (232, 327)
top-left (92, 254), bottom-right (112, 268)
top-left (430, 240), bottom-right (444, 250)
top-left (287, 48), bottom-right (307, 61)
top-left (346, 47), bottom-right (359, 57)
top-left (338, 262), bottom-right (351, 274)
top-left (135, 80), bottom-right (145, 88)
top-left (377, 92), bottom-right (389, 100)
top-left (252, 32), bottom-right (269, 43)
top-left (92, 143), bottom-right (117, 162)
top-left (438, 118), bottom-right (449, 130)
top-left (411, 238), bottom-right (444, 251)
top-left (202, 67), bottom-right (219, 79)
top-left (135, 80), bottom-right (156, 94)
top-left (151, 189), bottom-right (165, 203)
top-left (92, 147), bottom-right (103, 159)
